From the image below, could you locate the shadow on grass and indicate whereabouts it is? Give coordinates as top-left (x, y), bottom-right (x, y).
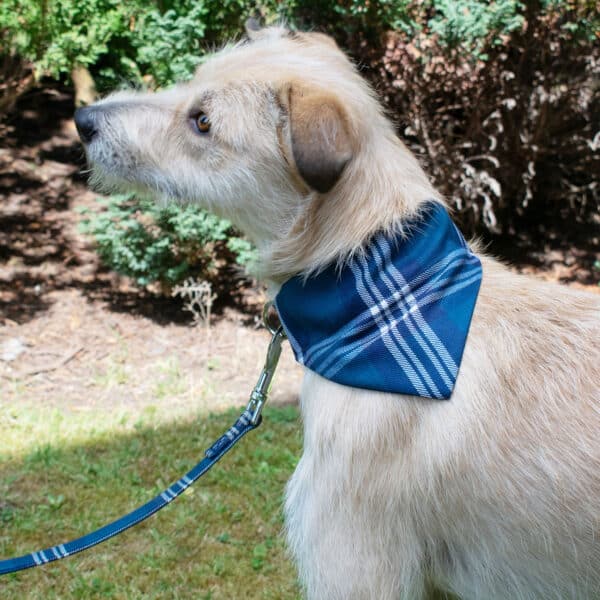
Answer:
top-left (0, 406), bottom-right (302, 599)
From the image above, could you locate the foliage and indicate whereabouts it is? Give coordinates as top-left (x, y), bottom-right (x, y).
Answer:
top-left (313, 0), bottom-right (599, 235)
top-left (130, 0), bottom-right (275, 87)
top-left (1, 0), bottom-right (135, 81)
top-left (427, 0), bottom-right (524, 59)
top-left (0, 0), bottom-right (282, 90)
top-left (79, 194), bottom-right (256, 288)
top-left (2, 0), bottom-right (598, 281)
top-left (132, 4), bottom-right (209, 87)
top-left (281, 0), bottom-right (419, 38)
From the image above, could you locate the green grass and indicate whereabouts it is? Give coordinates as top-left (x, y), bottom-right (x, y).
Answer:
top-left (0, 404), bottom-right (302, 599)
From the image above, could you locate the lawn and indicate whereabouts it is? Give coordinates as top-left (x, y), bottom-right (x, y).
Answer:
top-left (0, 401), bottom-right (302, 599)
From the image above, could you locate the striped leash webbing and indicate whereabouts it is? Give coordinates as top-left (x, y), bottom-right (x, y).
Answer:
top-left (0, 320), bottom-right (286, 576)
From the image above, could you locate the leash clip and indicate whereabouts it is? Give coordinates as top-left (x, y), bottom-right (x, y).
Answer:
top-left (246, 303), bottom-right (286, 425)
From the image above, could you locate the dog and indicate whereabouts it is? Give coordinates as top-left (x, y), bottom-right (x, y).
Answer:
top-left (75, 24), bottom-right (600, 600)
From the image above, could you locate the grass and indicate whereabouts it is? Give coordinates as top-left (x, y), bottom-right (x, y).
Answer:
top-left (0, 401), bottom-right (302, 599)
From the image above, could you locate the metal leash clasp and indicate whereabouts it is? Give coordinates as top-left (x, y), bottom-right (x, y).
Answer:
top-left (246, 302), bottom-right (287, 425)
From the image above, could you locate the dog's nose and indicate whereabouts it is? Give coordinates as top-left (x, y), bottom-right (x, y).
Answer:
top-left (74, 106), bottom-right (98, 144)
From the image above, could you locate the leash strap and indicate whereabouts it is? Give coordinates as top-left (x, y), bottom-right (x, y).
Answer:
top-left (0, 319), bottom-right (286, 576)
top-left (0, 410), bottom-right (259, 575)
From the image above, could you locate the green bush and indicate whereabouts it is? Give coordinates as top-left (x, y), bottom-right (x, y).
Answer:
top-left (131, 0), bottom-right (277, 88)
top-left (79, 194), bottom-right (256, 288)
top-left (0, 0), bottom-right (285, 90)
top-left (0, 0), bottom-right (136, 83)
top-left (427, 0), bottom-right (524, 59)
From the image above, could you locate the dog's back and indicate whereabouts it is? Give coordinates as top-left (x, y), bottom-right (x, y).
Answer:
top-left (288, 261), bottom-right (600, 599)
top-left (426, 258), bottom-right (600, 598)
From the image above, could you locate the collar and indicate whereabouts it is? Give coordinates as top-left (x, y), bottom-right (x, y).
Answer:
top-left (274, 202), bottom-right (482, 399)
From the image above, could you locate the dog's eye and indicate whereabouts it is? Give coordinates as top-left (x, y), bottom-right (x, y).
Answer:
top-left (195, 113), bottom-right (211, 133)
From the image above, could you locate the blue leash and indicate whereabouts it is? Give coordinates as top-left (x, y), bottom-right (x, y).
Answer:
top-left (0, 318), bottom-right (286, 576)
top-left (0, 410), bottom-right (259, 575)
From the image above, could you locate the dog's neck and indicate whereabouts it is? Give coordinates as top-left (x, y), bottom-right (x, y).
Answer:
top-left (262, 133), bottom-right (441, 285)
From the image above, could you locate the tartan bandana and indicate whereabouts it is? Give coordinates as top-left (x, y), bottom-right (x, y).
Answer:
top-left (274, 203), bottom-right (482, 399)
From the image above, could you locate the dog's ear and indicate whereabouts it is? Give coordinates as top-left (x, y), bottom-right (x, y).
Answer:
top-left (285, 85), bottom-right (353, 194)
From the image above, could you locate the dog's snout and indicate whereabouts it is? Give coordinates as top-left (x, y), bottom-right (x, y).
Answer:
top-left (74, 106), bottom-right (98, 144)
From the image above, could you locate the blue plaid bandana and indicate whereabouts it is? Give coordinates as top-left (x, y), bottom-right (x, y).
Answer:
top-left (275, 203), bottom-right (482, 399)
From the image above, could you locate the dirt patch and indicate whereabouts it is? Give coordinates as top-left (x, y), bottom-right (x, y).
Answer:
top-left (0, 83), bottom-right (303, 414)
top-left (0, 83), bottom-right (598, 417)
top-left (0, 288), bottom-right (303, 415)
top-left (490, 227), bottom-right (600, 291)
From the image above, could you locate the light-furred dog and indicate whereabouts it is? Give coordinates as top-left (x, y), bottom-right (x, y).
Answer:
top-left (75, 24), bottom-right (600, 600)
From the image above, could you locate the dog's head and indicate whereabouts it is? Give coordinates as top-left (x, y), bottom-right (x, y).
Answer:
top-left (76, 24), bottom-right (436, 280)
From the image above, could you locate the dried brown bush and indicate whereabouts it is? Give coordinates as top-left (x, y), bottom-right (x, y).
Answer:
top-left (326, 1), bottom-right (599, 237)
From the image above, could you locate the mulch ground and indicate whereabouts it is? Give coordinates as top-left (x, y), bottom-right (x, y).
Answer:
top-left (0, 83), bottom-right (598, 415)
top-left (0, 84), bottom-right (303, 414)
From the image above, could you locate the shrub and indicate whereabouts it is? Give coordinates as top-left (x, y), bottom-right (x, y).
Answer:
top-left (0, 0), bottom-right (137, 84)
top-left (3, 0), bottom-right (598, 286)
top-left (0, 0), bottom-right (284, 90)
top-left (131, 0), bottom-right (276, 88)
top-left (79, 194), bottom-right (256, 289)
top-left (298, 0), bottom-right (599, 235)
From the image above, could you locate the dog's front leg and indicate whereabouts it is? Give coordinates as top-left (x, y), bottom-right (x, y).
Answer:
top-left (285, 372), bottom-right (429, 600)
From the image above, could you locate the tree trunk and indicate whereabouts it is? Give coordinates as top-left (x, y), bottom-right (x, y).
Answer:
top-left (71, 65), bottom-right (98, 107)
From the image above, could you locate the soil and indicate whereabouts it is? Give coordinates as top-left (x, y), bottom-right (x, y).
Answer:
top-left (0, 83), bottom-right (598, 415)
top-left (0, 83), bottom-right (303, 414)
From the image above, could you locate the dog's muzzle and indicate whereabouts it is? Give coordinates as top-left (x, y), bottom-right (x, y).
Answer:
top-left (74, 106), bottom-right (99, 144)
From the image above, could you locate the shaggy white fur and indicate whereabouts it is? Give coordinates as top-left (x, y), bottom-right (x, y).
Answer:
top-left (77, 25), bottom-right (600, 600)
